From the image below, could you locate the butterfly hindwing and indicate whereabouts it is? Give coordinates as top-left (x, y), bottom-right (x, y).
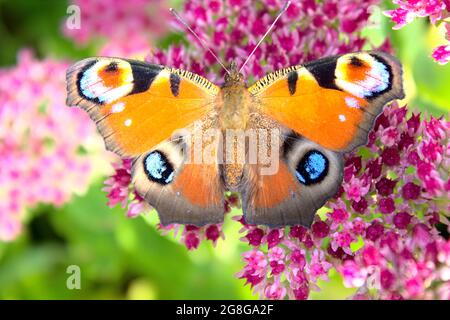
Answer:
top-left (131, 120), bottom-right (226, 226)
top-left (66, 57), bottom-right (219, 157)
top-left (249, 51), bottom-right (404, 152)
top-left (239, 116), bottom-right (343, 227)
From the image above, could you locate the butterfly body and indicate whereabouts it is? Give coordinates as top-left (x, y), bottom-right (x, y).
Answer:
top-left (66, 51), bottom-right (404, 227)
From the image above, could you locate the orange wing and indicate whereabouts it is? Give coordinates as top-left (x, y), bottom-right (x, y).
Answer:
top-left (66, 57), bottom-right (219, 157)
top-left (248, 51), bottom-right (404, 152)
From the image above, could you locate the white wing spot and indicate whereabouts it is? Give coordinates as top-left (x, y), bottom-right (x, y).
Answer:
top-left (124, 119), bottom-right (132, 127)
top-left (345, 97), bottom-right (359, 108)
top-left (111, 102), bottom-right (125, 113)
top-left (339, 114), bottom-right (346, 122)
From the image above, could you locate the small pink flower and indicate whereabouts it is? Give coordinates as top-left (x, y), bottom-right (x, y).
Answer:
top-left (312, 221), bottom-right (330, 238)
top-left (378, 197), bottom-right (396, 214)
top-left (393, 212), bottom-right (412, 229)
top-left (381, 147), bottom-right (401, 166)
top-left (344, 178), bottom-right (370, 202)
top-left (246, 228), bottom-right (265, 247)
top-left (264, 282), bottom-right (287, 300)
top-left (381, 127), bottom-right (400, 146)
top-left (362, 245), bottom-right (381, 266)
top-left (268, 246), bottom-right (285, 261)
top-left (331, 231), bottom-right (354, 255)
top-left (290, 249), bottom-right (306, 269)
top-left (308, 250), bottom-right (332, 281)
top-left (267, 229), bottom-right (283, 249)
top-left (340, 260), bottom-right (367, 287)
top-left (205, 225), bottom-right (220, 243)
top-left (401, 182), bottom-right (421, 200)
top-left (405, 277), bottom-right (425, 297)
top-left (384, 8), bottom-right (412, 29)
top-left (380, 269), bottom-right (396, 290)
top-left (412, 223), bottom-right (433, 247)
top-left (184, 231), bottom-right (200, 250)
top-left (376, 177), bottom-right (397, 196)
top-left (366, 221), bottom-right (385, 242)
top-left (292, 285), bottom-right (309, 300)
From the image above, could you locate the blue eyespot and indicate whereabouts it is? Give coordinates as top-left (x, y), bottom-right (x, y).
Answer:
top-left (143, 151), bottom-right (174, 185)
top-left (295, 150), bottom-right (328, 185)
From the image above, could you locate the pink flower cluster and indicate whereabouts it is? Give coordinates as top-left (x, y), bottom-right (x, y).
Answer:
top-left (0, 50), bottom-right (99, 241)
top-left (384, 0), bottom-right (450, 64)
top-left (238, 104), bottom-right (449, 299)
top-left (64, 0), bottom-right (170, 56)
top-left (103, 159), bottom-right (149, 218)
top-left (149, 0), bottom-right (380, 82)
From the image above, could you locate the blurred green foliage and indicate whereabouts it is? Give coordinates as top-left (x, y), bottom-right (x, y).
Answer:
top-left (0, 183), bottom-right (255, 299)
top-left (0, 0), bottom-right (448, 300)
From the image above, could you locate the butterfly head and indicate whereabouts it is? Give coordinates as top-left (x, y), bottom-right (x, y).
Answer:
top-left (224, 61), bottom-right (244, 86)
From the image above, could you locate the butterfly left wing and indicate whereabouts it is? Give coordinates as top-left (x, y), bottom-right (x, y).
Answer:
top-left (248, 51), bottom-right (404, 152)
top-left (66, 57), bottom-right (225, 226)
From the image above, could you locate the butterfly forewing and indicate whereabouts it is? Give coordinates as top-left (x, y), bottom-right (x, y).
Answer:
top-left (66, 57), bottom-right (219, 157)
top-left (249, 51), bottom-right (405, 152)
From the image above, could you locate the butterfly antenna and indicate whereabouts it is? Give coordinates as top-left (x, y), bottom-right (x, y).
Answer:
top-left (169, 8), bottom-right (231, 75)
top-left (239, 1), bottom-right (291, 73)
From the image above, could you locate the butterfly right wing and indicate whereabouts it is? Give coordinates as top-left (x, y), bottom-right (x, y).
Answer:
top-left (248, 51), bottom-right (404, 153)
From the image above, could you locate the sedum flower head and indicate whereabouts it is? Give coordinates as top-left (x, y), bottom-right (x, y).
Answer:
top-left (64, 0), bottom-right (170, 56)
top-left (237, 104), bottom-right (449, 299)
top-left (0, 50), bottom-right (100, 241)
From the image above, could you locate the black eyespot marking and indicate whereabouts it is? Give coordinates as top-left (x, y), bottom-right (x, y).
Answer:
top-left (349, 56), bottom-right (364, 67)
top-left (143, 151), bottom-right (175, 185)
top-left (287, 71), bottom-right (298, 95)
top-left (295, 150), bottom-right (329, 185)
top-left (304, 55), bottom-right (341, 91)
top-left (170, 73), bottom-right (181, 97)
top-left (104, 62), bottom-right (118, 72)
top-left (130, 61), bottom-right (163, 95)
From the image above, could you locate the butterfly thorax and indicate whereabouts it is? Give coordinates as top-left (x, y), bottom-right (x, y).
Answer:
top-left (219, 74), bottom-right (250, 130)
